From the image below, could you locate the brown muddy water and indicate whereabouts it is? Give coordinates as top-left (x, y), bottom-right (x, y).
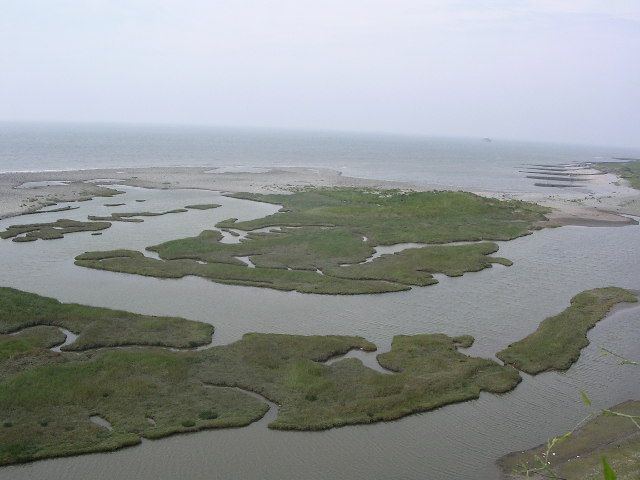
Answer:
top-left (0, 186), bottom-right (638, 480)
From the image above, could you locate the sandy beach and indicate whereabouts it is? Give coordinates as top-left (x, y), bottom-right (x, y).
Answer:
top-left (1, 165), bottom-right (638, 228)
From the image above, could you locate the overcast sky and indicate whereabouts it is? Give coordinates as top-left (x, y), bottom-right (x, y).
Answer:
top-left (1, 1), bottom-right (639, 147)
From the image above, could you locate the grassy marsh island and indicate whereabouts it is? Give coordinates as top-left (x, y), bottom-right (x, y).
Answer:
top-left (0, 219), bottom-right (112, 242)
top-left (214, 189), bottom-right (550, 243)
top-left (0, 285), bottom-right (634, 466)
top-left (0, 288), bottom-right (213, 350)
top-left (185, 203), bottom-right (221, 210)
top-left (499, 400), bottom-right (640, 479)
top-left (75, 188), bottom-right (550, 294)
top-left (497, 287), bottom-right (637, 374)
top-left (195, 332), bottom-right (520, 431)
top-left (87, 209), bottom-right (188, 223)
top-left (2, 206), bottom-right (211, 243)
top-left (0, 286), bottom-right (521, 465)
top-left (0, 347), bottom-right (268, 466)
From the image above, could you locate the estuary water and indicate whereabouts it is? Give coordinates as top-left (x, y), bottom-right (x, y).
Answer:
top-left (0, 184), bottom-right (638, 480)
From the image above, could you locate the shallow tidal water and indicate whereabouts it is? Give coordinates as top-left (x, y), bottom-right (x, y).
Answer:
top-left (0, 186), bottom-right (639, 480)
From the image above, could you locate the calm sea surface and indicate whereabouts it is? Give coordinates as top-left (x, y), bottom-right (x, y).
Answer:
top-left (2, 122), bottom-right (640, 192)
top-left (0, 124), bottom-right (639, 479)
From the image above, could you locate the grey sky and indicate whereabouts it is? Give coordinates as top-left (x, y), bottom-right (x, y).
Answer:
top-left (1, 1), bottom-right (639, 147)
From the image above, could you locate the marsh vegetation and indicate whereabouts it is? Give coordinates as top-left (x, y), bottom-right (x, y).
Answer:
top-left (0, 288), bottom-right (213, 350)
top-left (1, 285), bottom-right (633, 467)
top-left (0, 287), bottom-right (521, 465)
top-left (0, 220), bottom-right (112, 242)
top-left (185, 204), bottom-right (221, 210)
top-left (75, 188), bottom-right (550, 294)
top-left (87, 209), bottom-right (188, 223)
top-left (497, 287), bottom-right (637, 374)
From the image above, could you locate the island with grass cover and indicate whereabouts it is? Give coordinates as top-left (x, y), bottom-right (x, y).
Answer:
top-left (0, 285), bottom-right (635, 466)
top-left (497, 287), bottom-right (637, 374)
top-left (74, 188), bottom-right (551, 294)
top-left (0, 208), bottom-right (198, 242)
top-left (0, 286), bottom-right (521, 465)
top-left (0, 219), bottom-right (113, 242)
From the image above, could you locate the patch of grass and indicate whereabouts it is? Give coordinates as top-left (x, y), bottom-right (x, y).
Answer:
top-left (325, 243), bottom-right (512, 286)
top-left (595, 160), bottom-right (640, 190)
top-left (194, 332), bottom-right (519, 431)
top-left (499, 400), bottom-right (640, 480)
top-left (0, 219), bottom-right (111, 242)
top-left (0, 287), bottom-right (213, 350)
top-left (0, 326), bottom-right (69, 383)
top-left (497, 287), bottom-right (637, 374)
top-left (0, 326), bottom-right (65, 360)
top-left (198, 410), bottom-right (218, 420)
top-left (75, 239), bottom-right (514, 294)
top-left (185, 204), bottom-right (221, 210)
top-left (75, 188), bottom-right (548, 294)
top-left (0, 348), bottom-right (268, 466)
top-left (75, 249), bottom-right (411, 294)
top-left (87, 209), bottom-right (188, 223)
top-left (152, 227), bottom-right (375, 268)
top-left (216, 188), bottom-right (550, 244)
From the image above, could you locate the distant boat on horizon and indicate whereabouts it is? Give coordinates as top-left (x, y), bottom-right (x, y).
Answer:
top-left (483, 137), bottom-right (492, 142)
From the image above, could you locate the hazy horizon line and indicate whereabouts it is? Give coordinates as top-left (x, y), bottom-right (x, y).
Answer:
top-left (2, 118), bottom-right (639, 152)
